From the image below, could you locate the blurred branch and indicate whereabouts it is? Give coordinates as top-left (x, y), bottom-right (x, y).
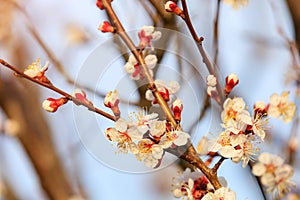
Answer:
top-left (0, 50), bottom-right (75, 200)
top-left (1, 179), bottom-right (18, 200)
top-left (287, 0), bottom-right (300, 48)
top-left (213, 0), bottom-right (221, 65)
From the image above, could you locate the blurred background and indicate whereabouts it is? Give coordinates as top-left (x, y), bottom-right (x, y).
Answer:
top-left (0, 0), bottom-right (299, 199)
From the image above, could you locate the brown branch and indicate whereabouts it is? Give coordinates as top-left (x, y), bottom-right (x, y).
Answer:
top-left (101, 0), bottom-right (222, 190)
top-left (212, 157), bottom-right (226, 172)
top-left (180, 0), bottom-right (225, 104)
top-left (102, 0), bottom-right (176, 127)
top-left (0, 59), bottom-right (115, 121)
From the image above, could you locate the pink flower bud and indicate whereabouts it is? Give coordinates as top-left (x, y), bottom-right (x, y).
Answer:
top-left (42, 97), bottom-right (68, 112)
top-left (104, 90), bottom-right (120, 118)
top-left (172, 98), bottom-right (183, 122)
top-left (73, 89), bottom-right (93, 106)
top-left (98, 21), bottom-right (115, 33)
top-left (225, 73), bottom-right (239, 95)
top-left (96, 0), bottom-right (104, 10)
top-left (165, 1), bottom-right (184, 17)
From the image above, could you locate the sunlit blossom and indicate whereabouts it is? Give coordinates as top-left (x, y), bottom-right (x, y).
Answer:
top-left (268, 91), bottom-right (296, 123)
top-left (252, 152), bottom-right (295, 199)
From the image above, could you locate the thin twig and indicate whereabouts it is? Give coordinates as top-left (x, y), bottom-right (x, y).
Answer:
top-left (213, 0), bottom-right (221, 65)
top-left (180, 0), bottom-right (225, 104)
top-left (0, 59), bottom-right (115, 121)
top-left (212, 157), bottom-right (226, 172)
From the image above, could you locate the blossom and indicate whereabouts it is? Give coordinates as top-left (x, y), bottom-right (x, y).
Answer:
top-left (98, 21), bottom-right (115, 33)
top-left (165, 1), bottom-right (184, 17)
top-left (72, 88), bottom-right (92, 106)
top-left (223, 0), bottom-right (249, 10)
top-left (170, 130), bottom-right (190, 146)
top-left (105, 118), bottom-right (141, 154)
top-left (222, 118), bottom-right (247, 135)
top-left (24, 58), bottom-right (50, 83)
top-left (202, 187), bottom-right (236, 200)
top-left (42, 97), bottom-right (68, 112)
top-left (138, 26), bottom-right (161, 49)
top-left (221, 97), bottom-right (247, 123)
top-left (145, 79), bottom-right (180, 104)
top-left (124, 54), bottom-right (157, 80)
top-left (209, 132), bottom-right (242, 158)
top-left (104, 90), bottom-right (120, 117)
top-left (231, 135), bottom-right (258, 168)
top-left (252, 152), bottom-right (295, 199)
top-left (206, 74), bottom-right (217, 87)
top-left (172, 98), bottom-right (183, 122)
top-left (267, 91), bottom-right (296, 123)
top-left (149, 120), bottom-right (166, 138)
top-left (225, 73), bottom-right (239, 95)
top-left (136, 139), bottom-right (164, 168)
top-left (129, 110), bottom-right (158, 134)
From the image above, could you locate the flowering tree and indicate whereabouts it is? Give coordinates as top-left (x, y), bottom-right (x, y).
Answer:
top-left (0, 0), bottom-right (299, 199)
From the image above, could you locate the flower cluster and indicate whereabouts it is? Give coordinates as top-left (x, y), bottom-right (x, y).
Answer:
top-left (172, 168), bottom-right (235, 200)
top-left (209, 89), bottom-right (296, 168)
top-left (210, 97), bottom-right (267, 167)
top-left (104, 105), bottom-right (189, 168)
top-left (252, 152), bottom-right (295, 199)
top-left (145, 79), bottom-right (180, 104)
top-left (123, 26), bottom-right (161, 80)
